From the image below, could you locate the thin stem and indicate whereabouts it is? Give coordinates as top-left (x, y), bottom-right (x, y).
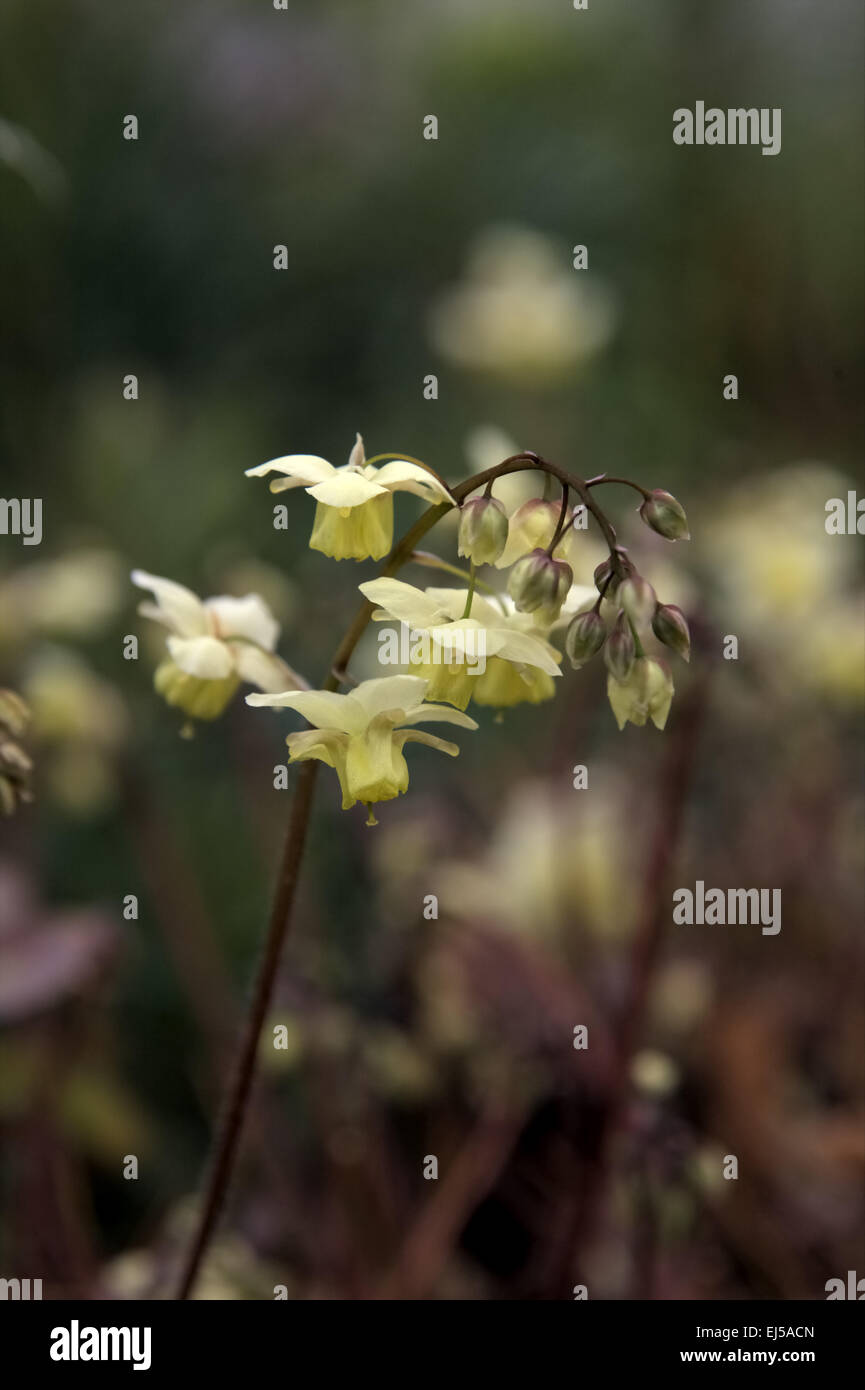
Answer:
top-left (175, 501), bottom-right (451, 1299)
top-left (586, 475), bottom-right (650, 500)
top-left (461, 563), bottom-right (477, 619)
top-left (546, 484), bottom-right (570, 556)
top-left (407, 550), bottom-right (502, 601)
top-left (175, 755), bottom-right (320, 1299)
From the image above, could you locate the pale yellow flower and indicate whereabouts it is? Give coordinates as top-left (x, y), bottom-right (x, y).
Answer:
top-left (246, 674), bottom-right (476, 824)
top-left (607, 657), bottom-right (674, 731)
top-left (132, 570), bottom-right (300, 720)
top-left (428, 224), bottom-right (617, 383)
top-left (245, 433), bottom-right (452, 561)
top-left (359, 578), bottom-right (562, 710)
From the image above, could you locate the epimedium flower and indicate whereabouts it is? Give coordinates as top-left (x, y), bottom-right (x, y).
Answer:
top-left (246, 675), bottom-right (477, 825)
top-left (359, 577), bottom-right (562, 710)
top-left (132, 570), bottom-right (303, 722)
top-left (607, 657), bottom-right (674, 731)
top-left (245, 433), bottom-right (453, 562)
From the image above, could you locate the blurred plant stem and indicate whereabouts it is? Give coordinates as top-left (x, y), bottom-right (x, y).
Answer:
top-left (174, 454), bottom-right (629, 1300)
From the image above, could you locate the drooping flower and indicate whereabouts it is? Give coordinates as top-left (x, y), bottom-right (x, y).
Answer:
top-left (359, 578), bottom-right (562, 710)
top-left (132, 571), bottom-right (302, 721)
top-left (607, 657), bottom-right (674, 731)
top-left (246, 675), bottom-right (476, 824)
top-left (245, 433), bottom-right (453, 562)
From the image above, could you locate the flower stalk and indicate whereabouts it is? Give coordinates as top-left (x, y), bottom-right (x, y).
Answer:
top-left (173, 446), bottom-right (688, 1298)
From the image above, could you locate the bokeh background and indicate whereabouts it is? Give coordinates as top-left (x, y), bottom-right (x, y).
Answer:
top-left (1, 0), bottom-right (863, 1300)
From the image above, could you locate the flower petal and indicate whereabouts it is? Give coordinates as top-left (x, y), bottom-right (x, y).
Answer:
top-left (245, 688), bottom-right (366, 734)
top-left (206, 594), bottom-right (279, 651)
top-left (359, 578), bottom-right (450, 629)
top-left (372, 461), bottom-right (453, 504)
top-left (349, 675), bottom-right (429, 721)
top-left (131, 570), bottom-right (207, 638)
top-left (492, 628), bottom-right (562, 675)
top-left (232, 645), bottom-right (305, 693)
top-left (245, 454), bottom-right (335, 485)
top-left (167, 634), bottom-right (234, 679)
top-left (398, 703), bottom-right (479, 730)
top-left (306, 472), bottom-right (387, 507)
top-left (398, 729), bottom-right (460, 757)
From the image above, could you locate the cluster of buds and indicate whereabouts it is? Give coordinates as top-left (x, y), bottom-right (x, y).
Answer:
top-left (0, 689), bottom-right (34, 815)
top-left (563, 533), bottom-right (691, 729)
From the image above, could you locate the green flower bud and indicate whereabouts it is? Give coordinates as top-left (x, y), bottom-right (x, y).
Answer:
top-left (593, 557), bottom-right (621, 601)
top-left (604, 611), bottom-right (636, 682)
top-left (457, 496), bottom-right (509, 565)
top-left (652, 603), bottom-right (690, 662)
top-left (618, 575), bottom-right (657, 629)
top-left (564, 608), bottom-right (606, 669)
top-left (639, 489), bottom-right (690, 541)
top-left (154, 661), bottom-right (240, 720)
top-left (507, 548), bottom-right (573, 619)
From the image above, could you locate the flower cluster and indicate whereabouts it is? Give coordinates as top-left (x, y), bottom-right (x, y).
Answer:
top-left (132, 432), bottom-right (690, 821)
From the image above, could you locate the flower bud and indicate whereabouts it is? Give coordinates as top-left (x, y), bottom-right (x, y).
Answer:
top-left (639, 489), bottom-right (689, 541)
top-left (593, 557), bottom-right (620, 602)
top-left (604, 611), bottom-right (636, 682)
top-left (652, 604), bottom-right (690, 662)
top-left (564, 608), bottom-right (606, 669)
top-left (618, 575), bottom-right (657, 629)
top-left (507, 549), bottom-right (572, 619)
top-left (457, 496), bottom-right (509, 565)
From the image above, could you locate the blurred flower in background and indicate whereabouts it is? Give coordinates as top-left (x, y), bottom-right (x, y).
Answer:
top-left (428, 225), bottom-right (618, 384)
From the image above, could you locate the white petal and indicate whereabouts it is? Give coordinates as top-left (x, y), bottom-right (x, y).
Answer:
top-left (423, 588), bottom-right (504, 625)
top-left (233, 645), bottom-right (304, 693)
top-left (205, 594), bottom-right (279, 651)
top-left (245, 454), bottom-right (335, 484)
top-left (493, 629), bottom-right (563, 675)
top-left (167, 634), bottom-right (234, 679)
top-left (373, 461), bottom-right (453, 504)
top-left (245, 688), bottom-right (366, 735)
top-left (131, 570), bottom-right (207, 638)
top-left (306, 471), bottom-right (387, 507)
top-left (359, 577), bottom-right (449, 629)
top-left (426, 619), bottom-right (507, 660)
top-left (349, 675), bottom-right (429, 720)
